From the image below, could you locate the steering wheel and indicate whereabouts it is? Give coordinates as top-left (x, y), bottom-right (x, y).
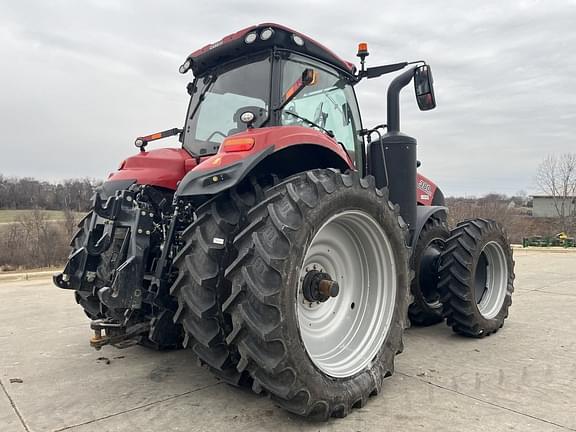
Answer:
top-left (205, 130), bottom-right (227, 142)
top-left (282, 104), bottom-right (301, 125)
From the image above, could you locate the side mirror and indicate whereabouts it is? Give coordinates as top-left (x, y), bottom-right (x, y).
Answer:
top-left (301, 68), bottom-right (318, 86)
top-left (278, 68), bottom-right (318, 110)
top-left (414, 65), bottom-right (436, 111)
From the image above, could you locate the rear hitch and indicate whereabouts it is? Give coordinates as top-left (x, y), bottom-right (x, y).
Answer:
top-left (55, 189), bottom-right (154, 314)
top-left (89, 319), bottom-right (150, 350)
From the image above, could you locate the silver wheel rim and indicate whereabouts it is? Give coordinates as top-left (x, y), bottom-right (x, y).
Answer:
top-left (296, 210), bottom-right (397, 378)
top-left (476, 241), bottom-right (508, 319)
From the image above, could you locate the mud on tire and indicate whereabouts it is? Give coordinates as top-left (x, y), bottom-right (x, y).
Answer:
top-left (438, 218), bottom-right (515, 337)
top-left (223, 169), bottom-right (410, 419)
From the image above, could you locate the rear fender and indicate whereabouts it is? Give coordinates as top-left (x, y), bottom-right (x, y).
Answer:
top-left (107, 148), bottom-right (196, 191)
top-left (176, 126), bottom-right (352, 197)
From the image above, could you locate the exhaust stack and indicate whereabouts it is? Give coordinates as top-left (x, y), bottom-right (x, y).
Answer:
top-left (368, 67), bottom-right (417, 233)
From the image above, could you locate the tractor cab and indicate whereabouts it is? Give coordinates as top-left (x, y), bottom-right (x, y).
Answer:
top-left (135, 23), bottom-right (438, 205)
top-left (178, 24), bottom-right (364, 169)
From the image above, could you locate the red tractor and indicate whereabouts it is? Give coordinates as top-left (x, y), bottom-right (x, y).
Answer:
top-left (54, 23), bottom-right (515, 419)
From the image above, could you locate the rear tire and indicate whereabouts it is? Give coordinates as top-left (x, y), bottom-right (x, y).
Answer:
top-left (438, 218), bottom-right (515, 337)
top-left (170, 178), bottom-right (271, 386)
top-left (408, 214), bottom-right (449, 326)
top-left (70, 212), bottom-right (105, 320)
top-left (223, 169), bottom-right (410, 419)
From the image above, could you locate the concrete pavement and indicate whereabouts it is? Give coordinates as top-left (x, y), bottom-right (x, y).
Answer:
top-left (1, 250), bottom-right (575, 431)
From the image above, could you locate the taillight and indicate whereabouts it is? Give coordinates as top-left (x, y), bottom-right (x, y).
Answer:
top-left (222, 137), bottom-right (255, 152)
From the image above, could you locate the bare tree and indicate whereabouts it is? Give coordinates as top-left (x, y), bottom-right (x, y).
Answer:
top-left (535, 153), bottom-right (576, 233)
top-left (446, 195), bottom-right (514, 230)
top-left (0, 176), bottom-right (98, 211)
top-left (63, 207), bottom-right (80, 238)
top-left (16, 209), bottom-right (67, 268)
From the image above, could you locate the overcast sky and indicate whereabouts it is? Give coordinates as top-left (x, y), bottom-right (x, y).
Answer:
top-left (1, 0), bottom-right (575, 196)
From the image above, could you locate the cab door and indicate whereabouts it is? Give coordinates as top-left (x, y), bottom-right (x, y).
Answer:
top-left (279, 53), bottom-right (364, 171)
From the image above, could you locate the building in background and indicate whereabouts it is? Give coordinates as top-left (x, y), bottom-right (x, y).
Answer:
top-left (532, 195), bottom-right (576, 218)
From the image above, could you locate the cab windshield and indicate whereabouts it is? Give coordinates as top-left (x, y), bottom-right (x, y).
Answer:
top-left (182, 55), bottom-right (271, 157)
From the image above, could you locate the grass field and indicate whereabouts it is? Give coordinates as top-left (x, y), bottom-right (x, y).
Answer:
top-left (0, 209), bottom-right (84, 223)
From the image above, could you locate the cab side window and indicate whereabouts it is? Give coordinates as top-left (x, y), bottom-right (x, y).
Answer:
top-left (281, 55), bottom-right (362, 156)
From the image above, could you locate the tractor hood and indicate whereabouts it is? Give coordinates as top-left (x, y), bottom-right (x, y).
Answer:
top-left (108, 148), bottom-right (197, 190)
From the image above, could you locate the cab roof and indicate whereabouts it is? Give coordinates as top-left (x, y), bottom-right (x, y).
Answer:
top-left (185, 23), bottom-right (357, 78)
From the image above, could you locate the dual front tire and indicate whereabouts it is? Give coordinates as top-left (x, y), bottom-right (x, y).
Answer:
top-left (438, 219), bottom-right (515, 337)
top-left (410, 216), bottom-right (515, 336)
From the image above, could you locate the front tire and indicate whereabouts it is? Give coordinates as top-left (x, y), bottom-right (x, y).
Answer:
top-left (223, 170), bottom-right (410, 419)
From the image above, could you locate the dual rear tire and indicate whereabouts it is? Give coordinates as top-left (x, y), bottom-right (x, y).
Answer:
top-left (172, 169), bottom-right (411, 419)
top-left (170, 178), bottom-right (270, 386)
top-left (172, 169), bottom-right (515, 419)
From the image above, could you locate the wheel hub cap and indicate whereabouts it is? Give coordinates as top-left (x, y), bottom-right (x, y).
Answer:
top-left (302, 270), bottom-right (340, 303)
